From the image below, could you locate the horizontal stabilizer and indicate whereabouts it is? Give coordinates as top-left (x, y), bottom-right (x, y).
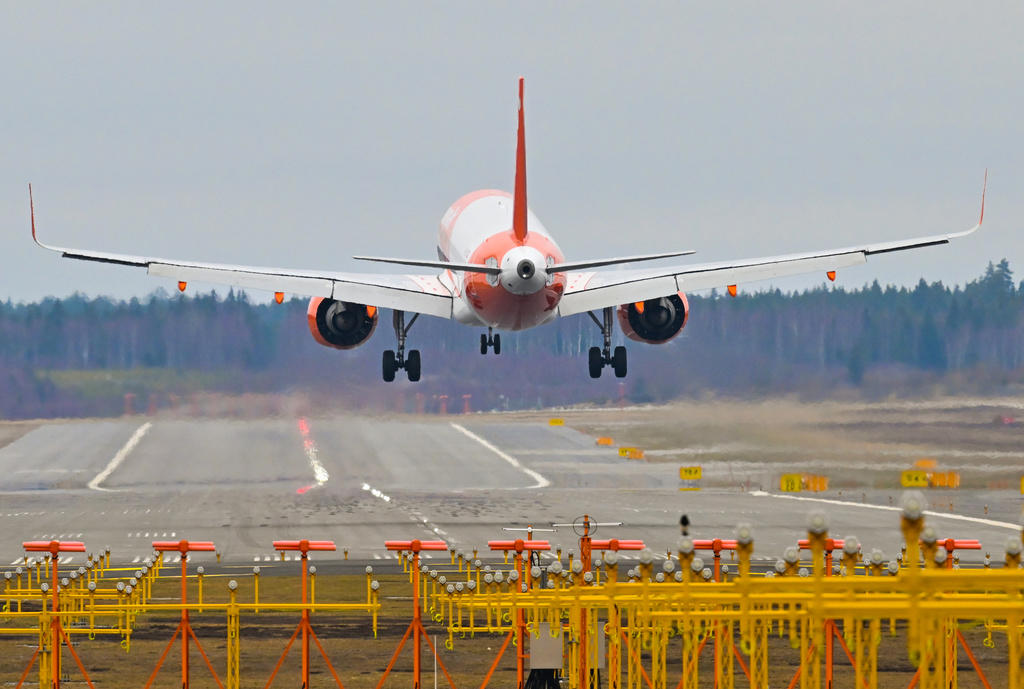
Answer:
top-left (550, 250), bottom-right (696, 273)
top-left (353, 255), bottom-right (501, 275)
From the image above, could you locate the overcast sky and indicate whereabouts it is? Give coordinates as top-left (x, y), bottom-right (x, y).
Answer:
top-left (2, 3), bottom-right (1021, 303)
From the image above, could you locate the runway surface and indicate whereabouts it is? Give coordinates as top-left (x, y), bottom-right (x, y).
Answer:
top-left (0, 413), bottom-right (1020, 572)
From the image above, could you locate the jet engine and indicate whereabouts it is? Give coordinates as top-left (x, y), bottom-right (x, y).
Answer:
top-left (307, 297), bottom-right (378, 350)
top-left (617, 293), bottom-right (689, 344)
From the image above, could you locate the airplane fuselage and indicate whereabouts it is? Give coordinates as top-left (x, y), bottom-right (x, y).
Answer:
top-left (439, 189), bottom-right (567, 330)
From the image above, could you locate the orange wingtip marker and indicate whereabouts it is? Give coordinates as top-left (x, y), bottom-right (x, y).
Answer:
top-left (366, 305), bottom-right (377, 318)
top-left (827, 270), bottom-right (836, 282)
top-left (727, 284), bottom-right (737, 297)
top-left (634, 301), bottom-right (645, 313)
top-left (274, 291), bottom-right (284, 304)
top-left (177, 281), bottom-right (187, 292)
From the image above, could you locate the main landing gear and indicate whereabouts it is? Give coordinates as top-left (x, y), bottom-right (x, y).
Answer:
top-left (382, 310), bottom-right (421, 382)
top-left (587, 307), bottom-right (627, 379)
top-left (480, 327), bottom-right (501, 355)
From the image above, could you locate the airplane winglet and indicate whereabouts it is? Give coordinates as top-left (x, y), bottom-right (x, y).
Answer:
top-left (29, 183), bottom-right (38, 244)
top-left (979, 168), bottom-right (987, 226)
top-left (28, 185), bottom-right (64, 253)
top-left (512, 77), bottom-right (528, 242)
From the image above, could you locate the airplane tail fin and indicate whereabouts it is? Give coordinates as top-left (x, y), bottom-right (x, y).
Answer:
top-left (513, 77), bottom-right (528, 242)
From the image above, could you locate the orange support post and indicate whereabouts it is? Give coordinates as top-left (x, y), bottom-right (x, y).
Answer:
top-left (264, 539), bottom-right (341, 689)
top-left (21, 540), bottom-right (92, 689)
top-left (691, 538), bottom-right (741, 688)
top-left (796, 538), bottom-right (846, 688)
top-left (549, 516), bottom-right (638, 689)
top-left (378, 539), bottom-right (454, 689)
top-left (144, 540), bottom-right (220, 689)
top-left (486, 537), bottom-right (551, 689)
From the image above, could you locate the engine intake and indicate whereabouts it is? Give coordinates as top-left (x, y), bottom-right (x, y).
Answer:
top-left (617, 293), bottom-right (689, 344)
top-left (307, 297), bottom-right (378, 350)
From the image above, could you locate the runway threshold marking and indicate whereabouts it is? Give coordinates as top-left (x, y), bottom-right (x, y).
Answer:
top-left (749, 490), bottom-right (1021, 531)
top-left (87, 422), bottom-right (152, 492)
top-left (449, 423), bottom-right (550, 489)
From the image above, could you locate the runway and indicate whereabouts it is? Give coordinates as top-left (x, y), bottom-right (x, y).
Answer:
top-left (0, 414), bottom-right (1019, 571)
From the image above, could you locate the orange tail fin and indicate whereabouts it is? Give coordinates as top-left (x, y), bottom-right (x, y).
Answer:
top-left (513, 77), bottom-right (528, 242)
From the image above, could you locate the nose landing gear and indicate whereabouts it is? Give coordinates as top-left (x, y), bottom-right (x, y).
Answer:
top-left (382, 310), bottom-right (421, 382)
top-left (587, 307), bottom-right (627, 379)
top-left (480, 327), bottom-right (501, 355)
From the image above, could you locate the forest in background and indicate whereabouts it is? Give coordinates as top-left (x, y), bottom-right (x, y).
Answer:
top-left (0, 260), bottom-right (1021, 418)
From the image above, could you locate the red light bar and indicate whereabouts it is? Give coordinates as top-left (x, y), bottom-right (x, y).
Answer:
top-left (152, 540), bottom-right (216, 553)
top-left (938, 538), bottom-right (982, 550)
top-left (273, 539), bottom-right (337, 552)
top-left (23, 541), bottom-right (87, 554)
top-left (385, 540), bottom-right (448, 552)
top-left (692, 539), bottom-right (739, 551)
top-left (488, 539), bottom-right (551, 552)
top-left (591, 539), bottom-right (645, 551)
top-left (797, 539), bottom-right (846, 550)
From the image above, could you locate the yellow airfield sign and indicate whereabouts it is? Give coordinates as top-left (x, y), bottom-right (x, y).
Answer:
top-left (901, 470), bottom-right (929, 488)
top-left (679, 465), bottom-right (702, 491)
top-left (679, 466), bottom-right (702, 480)
top-left (779, 474), bottom-right (803, 492)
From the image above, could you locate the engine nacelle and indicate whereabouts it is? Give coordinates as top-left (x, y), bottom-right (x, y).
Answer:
top-left (617, 292), bottom-right (689, 344)
top-left (307, 297), bottom-right (378, 350)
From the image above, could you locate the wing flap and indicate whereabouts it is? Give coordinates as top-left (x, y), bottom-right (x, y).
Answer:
top-left (560, 226), bottom-right (974, 317)
top-left (148, 263), bottom-right (336, 299)
top-left (147, 263), bottom-right (453, 318)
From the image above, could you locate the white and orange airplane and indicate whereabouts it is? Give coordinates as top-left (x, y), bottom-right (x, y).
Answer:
top-left (31, 79), bottom-right (984, 382)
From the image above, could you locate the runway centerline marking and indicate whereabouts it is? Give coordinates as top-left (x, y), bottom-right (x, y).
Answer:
top-left (449, 423), bottom-right (550, 489)
top-left (87, 422), bottom-right (152, 492)
top-left (748, 490), bottom-right (1021, 530)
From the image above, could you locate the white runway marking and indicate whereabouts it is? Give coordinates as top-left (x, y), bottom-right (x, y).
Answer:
top-left (87, 422), bottom-right (152, 492)
top-left (132, 556), bottom-right (141, 564)
top-left (449, 423), bottom-right (550, 489)
top-left (749, 491), bottom-right (1021, 530)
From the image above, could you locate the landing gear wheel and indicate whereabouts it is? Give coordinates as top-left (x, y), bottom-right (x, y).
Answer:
top-left (382, 350), bottom-right (397, 382)
top-left (612, 346), bottom-right (628, 378)
top-left (480, 334), bottom-right (488, 355)
top-left (492, 333), bottom-right (501, 355)
top-left (406, 350), bottom-right (421, 382)
top-left (588, 347), bottom-right (603, 379)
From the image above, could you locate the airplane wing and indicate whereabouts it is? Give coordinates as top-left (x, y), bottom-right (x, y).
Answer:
top-left (29, 187), bottom-right (453, 319)
top-left (559, 175), bottom-right (986, 318)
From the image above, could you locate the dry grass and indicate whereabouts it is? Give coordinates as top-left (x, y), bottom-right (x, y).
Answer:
top-left (552, 397), bottom-right (1024, 490)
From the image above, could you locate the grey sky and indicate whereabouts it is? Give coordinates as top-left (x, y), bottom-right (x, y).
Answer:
top-left (2, 3), bottom-right (1021, 303)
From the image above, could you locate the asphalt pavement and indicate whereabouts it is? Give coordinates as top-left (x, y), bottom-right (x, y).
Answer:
top-left (0, 414), bottom-right (1019, 573)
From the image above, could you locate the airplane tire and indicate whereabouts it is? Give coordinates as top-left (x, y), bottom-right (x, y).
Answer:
top-left (382, 350), bottom-right (397, 382)
top-left (480, 334), bottom-right (488, 355)
top-left (588, 347), bottom-right (603, 379)
top-left (406, 349), bottom-right (421, 382)
top-left (612, 346), bottom-right (627, 378)
top-left (493, 334), bottom-right (501, 355)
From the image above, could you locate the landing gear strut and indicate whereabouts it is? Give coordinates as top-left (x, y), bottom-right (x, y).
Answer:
top-left (383, 310), bottom-right (421, 382)
top-left (480, 327), bottom-right (501, 355)
top-left (587, 307), bottom-right (627, 379)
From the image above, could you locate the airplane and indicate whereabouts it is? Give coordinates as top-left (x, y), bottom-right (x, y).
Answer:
top-left (30, 78), bottom-right (985, 382)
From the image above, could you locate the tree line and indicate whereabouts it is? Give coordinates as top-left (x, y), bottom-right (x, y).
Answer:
top-left (0, 260), bottom-right (1020, 418)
